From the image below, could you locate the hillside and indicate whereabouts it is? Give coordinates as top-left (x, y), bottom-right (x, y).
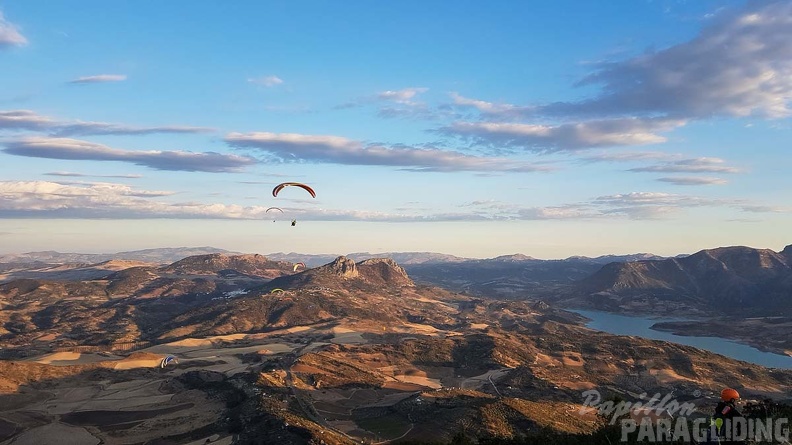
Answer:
top-left (569, 245), bottom-right (792, 316)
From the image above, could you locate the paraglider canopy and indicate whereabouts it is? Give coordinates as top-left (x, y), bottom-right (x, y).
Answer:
top-left (293, 262), bottom-right (306, 272)
top-left (272, 182), bottom-right (316, 198)
top-left (161, 355), bottom-right (178, 368)
top-left (266, 207), bottom-right (283, 222)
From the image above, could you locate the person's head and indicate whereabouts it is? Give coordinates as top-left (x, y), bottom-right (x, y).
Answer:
top-left (721, 388), bottom-right (740, 403)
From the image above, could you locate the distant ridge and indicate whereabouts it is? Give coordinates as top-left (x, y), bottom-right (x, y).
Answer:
top-left (264, 251), bottom-right (674, 267)
top-left (573, 244), bottom-right (792, 315)
top-left (264, 251), bottom-right (470, 267)
top-left (564, 253), bottom-right (669, 263)
top-left (0, 247), bottom-right (240, 265)
top-left (1, 247), bottom-right (678, 267)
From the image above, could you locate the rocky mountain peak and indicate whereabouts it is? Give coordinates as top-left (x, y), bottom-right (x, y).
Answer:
top-left (322, 256), bottom-right (359, 279)
top-left (357, 258), bottom-right (413, 286)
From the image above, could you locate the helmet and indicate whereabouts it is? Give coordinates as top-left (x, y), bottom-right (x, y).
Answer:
top-left (721, 388), bottom-right (740, 402)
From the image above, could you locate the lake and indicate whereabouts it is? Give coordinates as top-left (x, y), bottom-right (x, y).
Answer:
top-left (570, 309), bottom-right (792, 369)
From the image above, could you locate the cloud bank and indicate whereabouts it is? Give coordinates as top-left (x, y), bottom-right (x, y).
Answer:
top-left (225, 131), bottom-right (549, 173)
top-left (0, 181), bottom-right (786, 222)
top-left (0, 110), bottom-right (214, 136)
top-left (439, 118), bottom-right (685, 152)
top-left (3, 137), bottom-right (257, 173)
top-left (542, 1), bottom-right (792, 119)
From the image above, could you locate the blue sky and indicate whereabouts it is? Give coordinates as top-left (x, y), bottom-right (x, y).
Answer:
top-left (1, 0), bottom-right (791, 259)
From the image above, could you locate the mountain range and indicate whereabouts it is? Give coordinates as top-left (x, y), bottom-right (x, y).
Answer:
top-left (1, 248), bottom-right (791, 444)
top-left (3, 245), bottom-right (791, 317)
top-left (0, 247), bottom-right (670, 267)
top-left (569, 245), bottom-right (792, 316)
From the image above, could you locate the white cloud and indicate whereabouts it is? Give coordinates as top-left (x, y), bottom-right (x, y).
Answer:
top-left (628, 157), bottom-right (741, 173)
top-left (594, 191), bottom-right (714, 207)
top-left (377, 87), bottom-right (428, 104)
top-left (225, 131), bottom-right (549, 173)
top-left (0, 11), bottom-right (27, 49)
top-left (517, 206), bottom-right (598, 220)
top-left (0, 109), bottom-right (214, 136)
top-left (336, 87), bottom-right (431, 114)
top-left (44, 171), bottom-right (143, 179)
top-left (440, 118), bottom-right (685, 152)
top-left (0, 181), bottom-right (253, 218)
top-left (53, 122), bottom-right (213, 137)
top-left (448, 92), bottom-right (532, 117)
top-left (0, 110), bottom-right (54, 131)
top-left (579, 150), bottom-right (680, 163)
top-left (3, 137), bottom-right (257, 173)
top-left (590, 192), bottom-right (726, 220)
top-left (656, 176), bottom-right (727, 186)
top-left (248, 75), bottom-right (284, 87)
top-left (70, 74), bottom-right (127, 84)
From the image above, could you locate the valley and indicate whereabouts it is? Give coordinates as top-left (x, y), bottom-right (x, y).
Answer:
top-left (1, 247), bottom-right (791, 443)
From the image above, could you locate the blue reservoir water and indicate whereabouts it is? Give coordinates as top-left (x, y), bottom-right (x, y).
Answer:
top-left (570, 309), bottom-right (792, 369)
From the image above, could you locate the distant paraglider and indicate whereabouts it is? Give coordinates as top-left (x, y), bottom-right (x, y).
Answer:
top-left (161, 355), bottom-right (178, 368)
top-left (272, 182), bottom-right (316, 199)
top-left (293, 262), bottom-right (306, 272)
top-left (266, 207), bottom-right (284, 222)
top-left (270, 288), bottom-right (285, 295)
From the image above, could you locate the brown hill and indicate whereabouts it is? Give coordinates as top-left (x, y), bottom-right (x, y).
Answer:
top-left (158, 258), bottom-right (426, 339)
top-left (263, 256), bottom-right (414, 291)
top-left (162, 253), bottom-right (290, 278)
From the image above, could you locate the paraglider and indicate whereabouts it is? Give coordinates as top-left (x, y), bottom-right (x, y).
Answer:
top-left (161, 355), bottom-right (178, 368)
top-left (272, 183), bottom-right (314, 226)
top-left (293, 262), bottom-right (305, 272)
top-left (270, 288), bottom-right (285, 295)
top-left (272, 182), bottom-right (316, 198)
top-left (266, 207), bottom-right (283, 222)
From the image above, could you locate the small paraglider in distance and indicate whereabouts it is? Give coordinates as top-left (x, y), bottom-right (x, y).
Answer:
top-left (291, 219), bottom-right (297, 227)
top-left (270, 288), bottom-right (285, 295)
top-left (293, 262), bottom-right (306, 272)
top-left (161, 355), bottom-right (178, 368)
top-left (272, 182), bottom-right (316, 198)
top-left (266, 207), bottom-right (283, 222)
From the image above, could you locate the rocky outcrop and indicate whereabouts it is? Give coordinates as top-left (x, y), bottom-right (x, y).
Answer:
top-left (162, 254), bottom-right (289, 278)
top-left (321, 256), bottom-right (359, 279)
top-left (357, 258), bottom-right (413, 286)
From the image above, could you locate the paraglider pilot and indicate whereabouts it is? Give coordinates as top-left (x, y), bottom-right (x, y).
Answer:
top-left (705, 388), bottom-right (745, 444)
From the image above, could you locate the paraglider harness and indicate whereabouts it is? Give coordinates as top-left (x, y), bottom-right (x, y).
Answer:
top-left (291, 219), bottom-right (297, 226)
